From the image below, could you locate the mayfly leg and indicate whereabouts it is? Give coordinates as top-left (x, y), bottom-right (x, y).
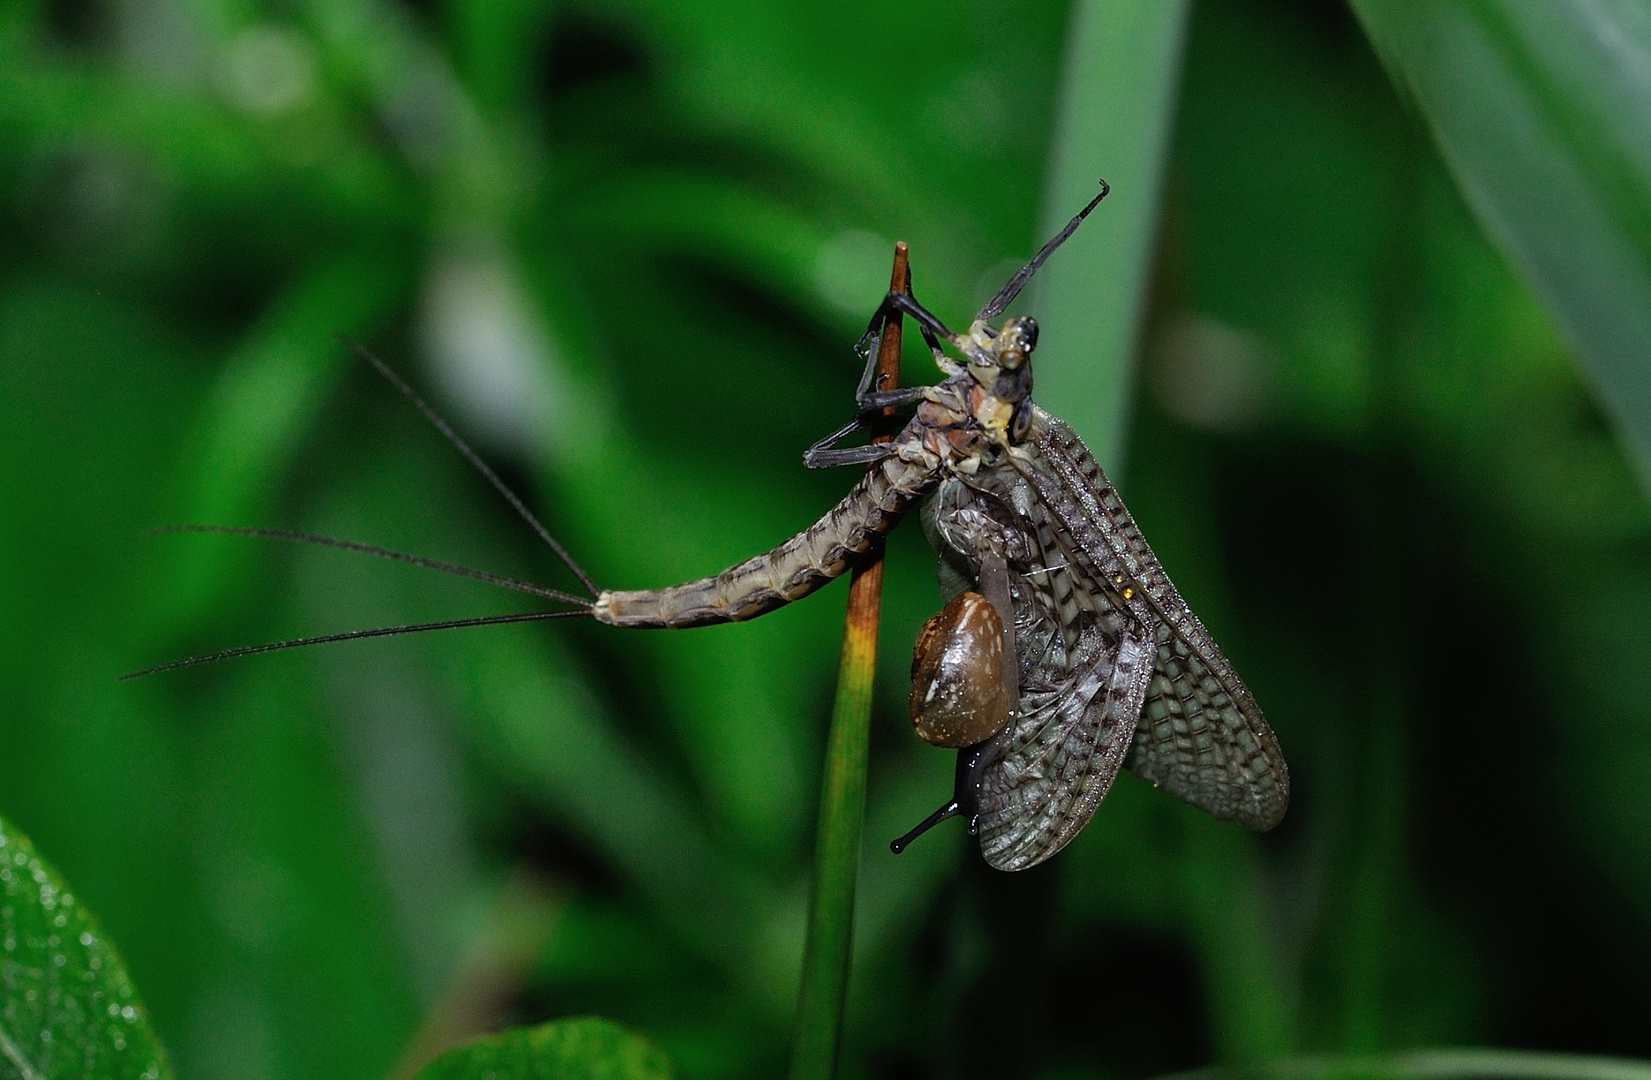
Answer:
top-left (804, 269), bottom-right (949, 469)
top-left (856, 290), bottom-right (955, 363)
top-left (802, 425), bottom-right (897, 469)
top-left (855, 273), bottom-right (957, 398)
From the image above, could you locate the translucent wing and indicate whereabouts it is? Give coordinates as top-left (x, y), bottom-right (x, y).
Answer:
top-left (1128, 618), bottom-right (1287, 829)
top-left (920, 410), bottom-right (1287, 869)
top-left (1013, 412), bottom-right (1289, 831)
top-left (926, 473), bottom-right (1154, 870)
top-left (975, 612), bottom-right (1152, 870)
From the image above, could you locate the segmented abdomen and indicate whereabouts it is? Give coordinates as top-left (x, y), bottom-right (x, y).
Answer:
top-left (594, 453), bottom-right (938, 629)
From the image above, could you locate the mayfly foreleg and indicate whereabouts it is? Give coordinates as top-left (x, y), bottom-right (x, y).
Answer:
top-left (852, 254), bottom-right (955, 390)
top-left (802, 433), bottom-right (899, 470)
top-left (856, 281), bottom-right (955, 346)
top-left (805, 270), bottom-right (947, 468)
top-left (848, 311), bottom-right (932, 410)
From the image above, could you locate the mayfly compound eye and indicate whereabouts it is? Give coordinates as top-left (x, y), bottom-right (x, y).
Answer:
top-left (1018, 316), bottom-right (1038, 350)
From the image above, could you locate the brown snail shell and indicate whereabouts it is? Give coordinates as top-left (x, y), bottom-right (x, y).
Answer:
top-left (909, 591), bottom-right (1010, 748)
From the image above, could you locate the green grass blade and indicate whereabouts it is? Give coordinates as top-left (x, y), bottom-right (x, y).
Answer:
top-left (790, 248), bottom-right (905, 1080)
top-left (1032, 0), bottom-right (1193, 470)
top-left (788, 602), bottom-right (881, 1080)
top-left (444, 630), bottom-right (778, 972)
top-left (1350, 0), bottom-right (1651, 497)
top-left (1159, 1047), bottom-right (1651, 1080)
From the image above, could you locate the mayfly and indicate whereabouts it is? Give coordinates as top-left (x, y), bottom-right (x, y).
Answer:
top-left (132, 180), bottom-right (1288, 870)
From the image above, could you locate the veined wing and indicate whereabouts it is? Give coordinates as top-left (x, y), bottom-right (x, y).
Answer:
top-left (1011, 410), bottom-right (1289, 832)
top-left (927, 473), bottom-right (1154, 871)
top-left (976, 606), bottom-right (1152, 870)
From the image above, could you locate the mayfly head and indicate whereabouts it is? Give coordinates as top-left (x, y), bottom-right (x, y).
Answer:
top-left (957, 313), bottom-right (1030, 435)
top-left (995, 315), bottom-right (1038, 367)
top-left (949, 178), bottom-right (1107, 444)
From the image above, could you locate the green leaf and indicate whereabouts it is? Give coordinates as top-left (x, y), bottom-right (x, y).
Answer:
top-left (411, 1017), bottom-right (673, 1080)
top-left (1348, 0), bottom-right (1651, 497)
top-left (0, 815), bottom-right (172, 1080)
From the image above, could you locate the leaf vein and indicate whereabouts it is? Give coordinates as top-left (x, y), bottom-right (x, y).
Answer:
top-left (0, 1019), bottom-right (41, 1080)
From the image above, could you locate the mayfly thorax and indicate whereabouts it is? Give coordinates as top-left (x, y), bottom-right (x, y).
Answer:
top-left (131, 179), bottom-right (1288, 871)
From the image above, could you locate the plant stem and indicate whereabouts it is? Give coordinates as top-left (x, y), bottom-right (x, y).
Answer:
top-left (789, 242), bottom-right (909, 1080)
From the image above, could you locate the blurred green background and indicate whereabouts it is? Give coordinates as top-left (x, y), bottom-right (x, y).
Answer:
top-left (4, 0), bottom-right (1651, 1078)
